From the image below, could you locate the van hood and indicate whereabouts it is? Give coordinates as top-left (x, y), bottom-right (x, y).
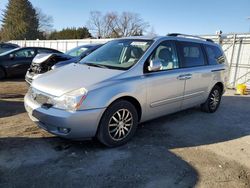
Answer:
top-left (32, 63), bottom-right (123, 97)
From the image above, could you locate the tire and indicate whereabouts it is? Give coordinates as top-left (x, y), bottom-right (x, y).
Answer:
top-left (201, 85), bottom-right (222, 113)
top-left (97, 100), bottom-right (138, 147)
top-left (0, 67), bottom-right (6, 80)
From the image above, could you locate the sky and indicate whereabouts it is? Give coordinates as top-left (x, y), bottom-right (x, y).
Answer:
top-left (0, 0), bottom-right (250, 35)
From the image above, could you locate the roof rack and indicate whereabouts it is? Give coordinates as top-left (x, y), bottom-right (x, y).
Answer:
top-left (167, 33), bottom-right (214, 43)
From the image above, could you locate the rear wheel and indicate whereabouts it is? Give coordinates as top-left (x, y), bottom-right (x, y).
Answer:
top-left (97, 100), bottom-right (138, 147)
top-left (0, 68), bottom-right (6, 80)
top-left (201, 85), bottom-right (222, 113)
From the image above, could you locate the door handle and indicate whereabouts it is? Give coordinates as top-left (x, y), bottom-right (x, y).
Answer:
top-left (177, 74), bottom-right (192, 80)
top-left (211, 68), bottom-right (225, 72)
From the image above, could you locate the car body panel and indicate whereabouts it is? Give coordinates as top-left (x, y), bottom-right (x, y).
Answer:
top-left (32, 63), bottom-right (124, 97)
top-left (144, 69), bottom-right (185, 121)
top-left (24, 93), bottom-right (105, 139)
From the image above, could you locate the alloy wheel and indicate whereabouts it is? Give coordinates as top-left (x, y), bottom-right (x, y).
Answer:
top-left (210, 89), bottom-right (220, 110)
top-left (108, 109), bottom-right (133, 141)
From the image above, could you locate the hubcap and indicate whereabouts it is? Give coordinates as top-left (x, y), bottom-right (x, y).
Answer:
top-left (108, 109), bottom-right (133, 141)
top-left (210, 89), bottom-right (220, 110)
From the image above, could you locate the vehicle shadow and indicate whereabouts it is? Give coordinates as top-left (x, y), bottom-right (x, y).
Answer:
top-left (0, 136), bottom-right (198, 188)
top-left (135, 95), bottom-right (250, 149)
top-left (0, 95), bottom-right (249, 187)
top-left (0, 99), bottom-right (25, 118)
top-left (0, 77), bottom-right (25, 82)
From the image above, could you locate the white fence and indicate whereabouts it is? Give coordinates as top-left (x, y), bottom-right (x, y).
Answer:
top-left (10, 39), bottom-right (112, 53)
top-left (10, 33), bottom-right (250, 88)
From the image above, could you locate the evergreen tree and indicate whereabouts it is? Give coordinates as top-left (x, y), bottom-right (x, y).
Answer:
top-left (0, 0), bottom-right (40, 41)
top-left (48, 27), bottom-right (92, 40)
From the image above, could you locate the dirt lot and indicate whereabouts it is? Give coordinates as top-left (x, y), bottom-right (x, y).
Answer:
top-left (0, 79), bottom-right (250, 188)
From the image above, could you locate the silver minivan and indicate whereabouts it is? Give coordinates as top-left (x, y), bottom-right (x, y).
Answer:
top-left (24, 34), bottom-right (228, 147)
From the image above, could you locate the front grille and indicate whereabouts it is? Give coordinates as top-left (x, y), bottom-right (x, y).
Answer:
top-left (30, 88), bottom-right (52, 106)
top-left (34, 93), bottom-right (50, 104)
top-left (31, 64), bottom-right (50, 74)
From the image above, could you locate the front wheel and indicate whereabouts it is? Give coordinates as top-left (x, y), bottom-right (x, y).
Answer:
top-left (201, 85), bottom-right (222, 113)
top-left (97, 100), bottom-right (138, 147)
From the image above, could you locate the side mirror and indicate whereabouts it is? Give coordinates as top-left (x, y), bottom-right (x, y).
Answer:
top-left (9, 54), bottom-right (15, 59)
top-left (148, 59), bottom-right (163, 72)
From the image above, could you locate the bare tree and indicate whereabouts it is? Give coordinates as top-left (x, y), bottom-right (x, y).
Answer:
top-left (87, 11), bottom-right (149, 38)
top-left (36, 7), bottom-right (53, 33)
top-left (116, 12), bottom-right (149, 37)
top-left (146, 26), bottom-right (157, 37)
top-left (87, 11), bottom-right (104, 38)
top-left (103, 12), bottom-right (119, 37)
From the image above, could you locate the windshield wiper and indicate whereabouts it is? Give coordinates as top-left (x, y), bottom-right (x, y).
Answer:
top-left (84, 62), bottom-right (108, 69)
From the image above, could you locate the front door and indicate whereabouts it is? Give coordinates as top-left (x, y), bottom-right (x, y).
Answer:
top-left (11, 48), bottom-right (36, 76)
top-left (145, 40), bottom-right (185, 121)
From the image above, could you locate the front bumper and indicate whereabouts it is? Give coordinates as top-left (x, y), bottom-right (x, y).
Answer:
top-left (24, 93), bottom-right (106, 139)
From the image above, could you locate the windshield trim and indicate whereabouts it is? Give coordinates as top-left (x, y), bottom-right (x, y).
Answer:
top-left (83, 62), bottom-right (129, 71)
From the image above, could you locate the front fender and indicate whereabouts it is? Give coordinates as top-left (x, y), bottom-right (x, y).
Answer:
top-left (80, 76), bottom-right (147, 115)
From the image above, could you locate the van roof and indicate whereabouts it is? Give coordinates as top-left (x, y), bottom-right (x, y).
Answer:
top-left (123, 34), bottom-right (218, 46)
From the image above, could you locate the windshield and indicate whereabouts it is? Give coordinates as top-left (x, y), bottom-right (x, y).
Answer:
top-left (0, 48), bottom-right (19, 56)
top-left (79, 39), bottom-right (153, 70)
top-left (66, 46), bottom-right (89, 57)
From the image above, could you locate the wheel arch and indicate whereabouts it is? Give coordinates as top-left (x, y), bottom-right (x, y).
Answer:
top-left (107, 95), bottom-right (142, 122)
top-left (214, 82), bottom-right (224, 93)
top-left (0, 65), bottom-right (7, 78)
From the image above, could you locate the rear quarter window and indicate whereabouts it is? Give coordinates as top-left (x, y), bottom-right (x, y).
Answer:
top-left (204, 45), bottom-right (225, 65)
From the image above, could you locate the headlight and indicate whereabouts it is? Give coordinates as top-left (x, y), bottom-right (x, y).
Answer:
top-left (49, 88), bottom-right (88, 112)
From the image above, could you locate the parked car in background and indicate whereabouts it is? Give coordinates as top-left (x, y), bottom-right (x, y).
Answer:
top-left (0, 47), bottom-right (61, 79)
top-left (0, 43), bottom-right (19, 54)
top-left (24, 34), bottom-right (228, 147)
top-left (25, 44), bottom-right (103, 84)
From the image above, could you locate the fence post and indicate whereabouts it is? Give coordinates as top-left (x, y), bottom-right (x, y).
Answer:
top-left (228, 34), bottom-right (237, 88)
top-left (65, 41), bottom-right (68, 52)
top-left (233, 38), bottom-right (243, 87)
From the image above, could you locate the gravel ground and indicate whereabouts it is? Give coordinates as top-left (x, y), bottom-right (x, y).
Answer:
top-left (0, 79), bottom-right (250, 188)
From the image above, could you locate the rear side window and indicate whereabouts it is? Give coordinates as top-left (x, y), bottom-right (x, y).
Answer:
top-left (178, 42), bottom-right (205, 68)
top-left (204, 45), bottom-right (225, 65)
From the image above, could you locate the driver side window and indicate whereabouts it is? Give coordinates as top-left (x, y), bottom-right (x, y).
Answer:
top-left (15, 49), bottom-right (36, 58)
top-left (149, 41), bottom-right (179, 71)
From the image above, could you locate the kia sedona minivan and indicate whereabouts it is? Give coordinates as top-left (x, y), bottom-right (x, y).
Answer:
top-left (24, 34), bottom-right (228, 147)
